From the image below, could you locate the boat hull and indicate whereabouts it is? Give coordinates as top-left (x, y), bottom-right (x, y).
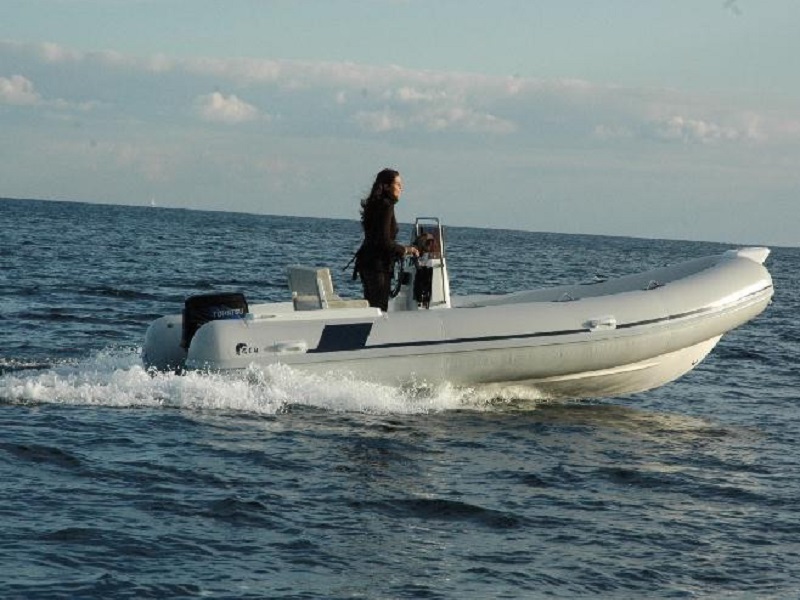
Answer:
top-left (142, 247), bottom-right (773, 400)
top-left (475, 336), bottom-right (721, 399)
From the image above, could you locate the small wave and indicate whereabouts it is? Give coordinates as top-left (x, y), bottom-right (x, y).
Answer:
top-left (39, 527), bottom-right (103, 543)
top-left (596, 464), bottom-right (771, 505)
top-left (203, 496), bottom-right (277, 528)
top-left (9, 285), bottom-right (41, 297)
top-left (351, 497), bottom-right (527, 530)
top-left (0, 442), bottom-right (83, 469)
top-left (80, 285), bottom-right (159, 300)
top-left (13, 310), bottom-right (116, 325)
top-left (713, 345), bottom-right (772, 363)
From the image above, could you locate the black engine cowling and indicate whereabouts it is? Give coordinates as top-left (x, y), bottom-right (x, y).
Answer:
top-left (181, 292), bottom-right (249, 349)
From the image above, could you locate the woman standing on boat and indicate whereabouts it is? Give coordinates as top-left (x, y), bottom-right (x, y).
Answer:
top-left (355, 168), bottom-right (419, 311)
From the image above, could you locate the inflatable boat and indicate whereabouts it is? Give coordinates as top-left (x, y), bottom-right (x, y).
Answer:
top-left (142, 218), bottom-right (773, 399)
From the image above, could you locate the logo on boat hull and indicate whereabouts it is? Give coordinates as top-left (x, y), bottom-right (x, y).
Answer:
top-left (235, 343), bottom-right (259, 355)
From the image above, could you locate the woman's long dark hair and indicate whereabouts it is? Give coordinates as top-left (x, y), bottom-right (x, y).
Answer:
top-left (360, 168), bottom-right (399, 220)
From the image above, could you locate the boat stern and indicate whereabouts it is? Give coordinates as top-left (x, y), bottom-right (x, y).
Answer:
top-left (142, 314), bottom-right (186, 372)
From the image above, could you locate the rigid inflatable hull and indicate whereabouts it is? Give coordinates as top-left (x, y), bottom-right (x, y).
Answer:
top-left (142, 248), bottom-right (773, 400)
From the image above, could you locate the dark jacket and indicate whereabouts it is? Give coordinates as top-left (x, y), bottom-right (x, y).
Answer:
top-left (357, 196), bottom-right (406, 273)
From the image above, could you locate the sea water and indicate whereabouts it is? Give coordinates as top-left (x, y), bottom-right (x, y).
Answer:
top-left (1, 198), bottom-right (799, 599)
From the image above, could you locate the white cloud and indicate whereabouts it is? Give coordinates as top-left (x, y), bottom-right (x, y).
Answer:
top-left (417, 106), bottom-right (516, 134)
top-left (647, 115), bottom-right (744, 144)
top-left (594, 115), bottom-right (758, 145)
top-left (186, 56), bottom-right (282, 84)
top-left (355, 83), bottom-right (516, 134)
top-left (194, 92), bottom-right (261, 124)
top-left (0, 75), bottom-right (41, 105)
top-left (354, 104), bottom-right (514, 135)
top-left (354, 108), bottom-right (404, 132)
top-left (593, 124), bottom-right (634, 140)
top-left (394, 86), bottom-right (447, 103)
top-left (38, 42), bottom-right (82, 63)
top-left (0, 71), bottom-right (99, 111)
top-left (2, 41), bottom-right (795, 145)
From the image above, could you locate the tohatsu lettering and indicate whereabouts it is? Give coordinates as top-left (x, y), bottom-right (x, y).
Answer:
top-left (212, 307), bottom-right (245, 319)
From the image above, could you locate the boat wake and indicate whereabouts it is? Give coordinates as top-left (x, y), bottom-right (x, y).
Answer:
top-left (0, 348), bottom-right (551, 415)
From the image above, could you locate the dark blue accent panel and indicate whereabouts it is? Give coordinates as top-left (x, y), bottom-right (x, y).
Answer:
top-left (310, 323), bottom-right (373, 353)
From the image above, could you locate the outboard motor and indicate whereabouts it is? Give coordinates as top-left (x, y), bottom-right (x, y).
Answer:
top-left (181, 292), bottom-right (249, 349)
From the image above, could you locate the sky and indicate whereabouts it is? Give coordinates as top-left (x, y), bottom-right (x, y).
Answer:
top-left (1, 0), bottom-right (799, 246)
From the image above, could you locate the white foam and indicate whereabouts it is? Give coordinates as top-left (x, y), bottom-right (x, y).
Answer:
top-left (0, 348), bottom-right (532, 415)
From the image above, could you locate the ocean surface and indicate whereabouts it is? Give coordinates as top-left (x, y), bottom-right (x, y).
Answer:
top-left (1, 197), bottom-right (798, 599)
